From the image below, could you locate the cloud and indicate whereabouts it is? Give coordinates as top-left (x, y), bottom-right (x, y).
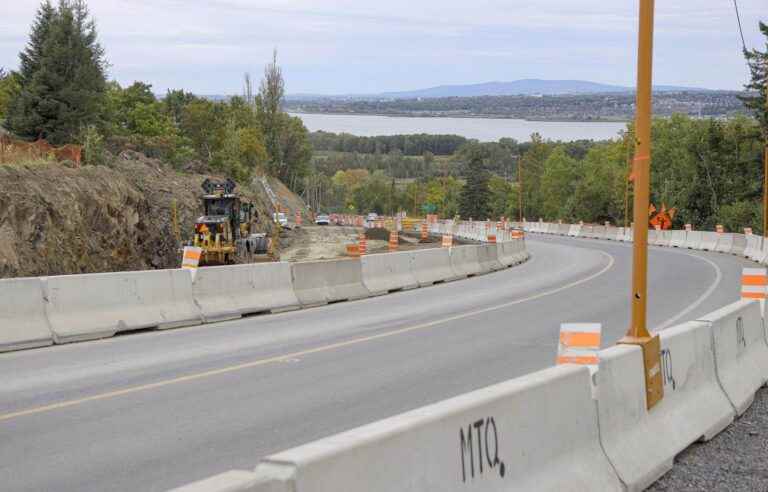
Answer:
top-left (0, 0), bottom-right (764, 94)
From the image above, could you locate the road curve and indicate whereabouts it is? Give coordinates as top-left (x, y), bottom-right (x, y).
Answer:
top-left (0, 236), bottom-right (754, 491)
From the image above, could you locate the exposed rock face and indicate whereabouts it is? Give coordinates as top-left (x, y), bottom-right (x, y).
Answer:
top-left (0, 152), bottom-right (278, 278)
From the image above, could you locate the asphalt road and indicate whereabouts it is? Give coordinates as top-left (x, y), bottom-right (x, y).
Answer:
top-left (0, 235), bottom-right (754, 491)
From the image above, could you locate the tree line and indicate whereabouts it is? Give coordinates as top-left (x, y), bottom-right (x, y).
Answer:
top-left (310, 113), bottom-right (765, 233)
top-left (0, 0), bottom-right (311, 188)
top-left (308, 131), bottom-right (469, 156)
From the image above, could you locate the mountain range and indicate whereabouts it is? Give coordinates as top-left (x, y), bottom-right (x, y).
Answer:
top-left (287, 79), bottom-right (712, 101)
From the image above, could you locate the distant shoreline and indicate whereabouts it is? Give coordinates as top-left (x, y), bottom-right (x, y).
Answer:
top-left (287, 110), bottom-right (631, 124)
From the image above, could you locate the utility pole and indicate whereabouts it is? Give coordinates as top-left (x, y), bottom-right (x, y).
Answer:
top-left (620, 0), bottom-right (663, 410)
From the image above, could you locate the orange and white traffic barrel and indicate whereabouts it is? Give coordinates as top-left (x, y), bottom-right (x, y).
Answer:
top-left (741, 268), bottom-right (767, 307)
top-left (358, 233), bottom-right (367, 255)
top-left (346, 244), bottom-right (360, 257)
top-left (181, 246), bottom-right (203, 280)
top-left (388, 231), bottom-right (399, 252)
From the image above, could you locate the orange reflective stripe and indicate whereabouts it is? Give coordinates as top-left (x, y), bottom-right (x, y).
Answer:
top-left (184, 251), bottom-right (201, 261)
top-left (560, 332), bottom-right (601, 348)
top-left (557, 355), bottom-right (599, 365)
top-left (741, 291), bottom-right (766, 299)
top-left (741, 275), bottom-right (767, 286)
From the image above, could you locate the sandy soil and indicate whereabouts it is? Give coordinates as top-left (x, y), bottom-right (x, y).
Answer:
top-left (279, 225), bottom-right (447, 262)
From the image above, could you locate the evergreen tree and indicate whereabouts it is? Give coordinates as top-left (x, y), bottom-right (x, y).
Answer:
top-left (458, 146), bottom-right (491, 220)
top-left (5, 0), bottom-right (107, 144)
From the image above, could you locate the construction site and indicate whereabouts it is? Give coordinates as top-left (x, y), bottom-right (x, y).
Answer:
top-left (0, 148), bottom-right (453, 279)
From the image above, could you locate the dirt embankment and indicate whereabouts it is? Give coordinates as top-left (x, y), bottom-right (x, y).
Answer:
top-left (0, 151), bottom-right (285, 278)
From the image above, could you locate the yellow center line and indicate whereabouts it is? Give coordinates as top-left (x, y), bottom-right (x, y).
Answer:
top-left (0, 251), bottom-right (615, 423)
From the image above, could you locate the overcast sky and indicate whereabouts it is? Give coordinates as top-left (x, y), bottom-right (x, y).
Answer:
top-left (1, 1), bottom-right (765, 95)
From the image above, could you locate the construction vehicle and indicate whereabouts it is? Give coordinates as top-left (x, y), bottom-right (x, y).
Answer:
top-left (192, 179), bottom-right (269, 265)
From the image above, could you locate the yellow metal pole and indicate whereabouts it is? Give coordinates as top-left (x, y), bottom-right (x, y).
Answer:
top-left (631, 0), bottom-right (652, 338)
top-left (619, 0), bottom-right (663, 410)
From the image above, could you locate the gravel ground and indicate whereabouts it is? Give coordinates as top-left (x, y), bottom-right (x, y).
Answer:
top-left (279, 225), bottom-right (445, 262)
top-left (648, 385), bottom-right (768, 491)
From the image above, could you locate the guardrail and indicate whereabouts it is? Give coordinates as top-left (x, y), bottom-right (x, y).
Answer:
top-left (173, 221), bottom-right (768, 492)
top-left (0, 236), bottom-right (528, 354)
top-left (518, 220), bottom-right (768, 263)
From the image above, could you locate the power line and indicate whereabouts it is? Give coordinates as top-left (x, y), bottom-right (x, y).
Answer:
top-left (732, 0), bottom-right (748, 52)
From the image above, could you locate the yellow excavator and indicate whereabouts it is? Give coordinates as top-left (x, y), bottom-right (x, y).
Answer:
top-left (192, 179), bottom-right (269, 265)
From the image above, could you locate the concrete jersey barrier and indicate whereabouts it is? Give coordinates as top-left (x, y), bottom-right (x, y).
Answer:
top-left (476, 243), bottom-right (504, 273)
top-left (654, 230), bottom-right (670, 247)
top-left (361, 251), bottom-right (419, 295)
top-left (171, 470), bottom-right (266, 492)
top-left (0, 277), bottom-right (54, 352)
top-left (45, 269), bottom-right (201, 343)
top-left (192, 262), bottom-right (299, 322)
top-left (567, 224), bottom-right (581, 237)
top-left (730, 233), bottom-right (747, 256)
top-left (292, 259), bottom-right (370, 308)
top-left (499, 240), bottom-right (527, 267)
top-left (697, 299), bottom-right (768, 415)
top-left (449, 245), bottom-right (483, 278)
top-left (596, 322), bottom-right (734, 492)
top-left (409, 248), bottom-right (459, 286)
top-left (754, 240), bottom-right (768, 265)
top-left (698, 231), bottom-right (719, 251)
top-left (590, 225), bottom-right (605, 239)
top-left (744, 234), bottom-right (762, 260)
top-left (668, 230), bottom-right (686, 248)
top-left (683, 230), bottom-right (703, 250)
top-left (714, 233), bottom-right (734, 253)
top-left (195, 364), bottom-right (622, 492)
top-left (646, 229), bottom-right (657, 246)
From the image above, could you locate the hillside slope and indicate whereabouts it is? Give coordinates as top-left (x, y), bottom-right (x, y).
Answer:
top-left (0, 152), bottom-right (299, 278)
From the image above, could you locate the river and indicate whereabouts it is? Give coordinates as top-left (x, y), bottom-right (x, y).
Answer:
top-left (290, 112), bottom-right (627, 142)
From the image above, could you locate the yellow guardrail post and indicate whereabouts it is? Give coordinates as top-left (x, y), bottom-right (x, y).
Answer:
top-left (618, 0), bottom-right (664, 410)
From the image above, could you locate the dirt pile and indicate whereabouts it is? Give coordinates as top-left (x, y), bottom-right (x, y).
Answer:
top-left (0, 151), bottom-right (287, 278)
